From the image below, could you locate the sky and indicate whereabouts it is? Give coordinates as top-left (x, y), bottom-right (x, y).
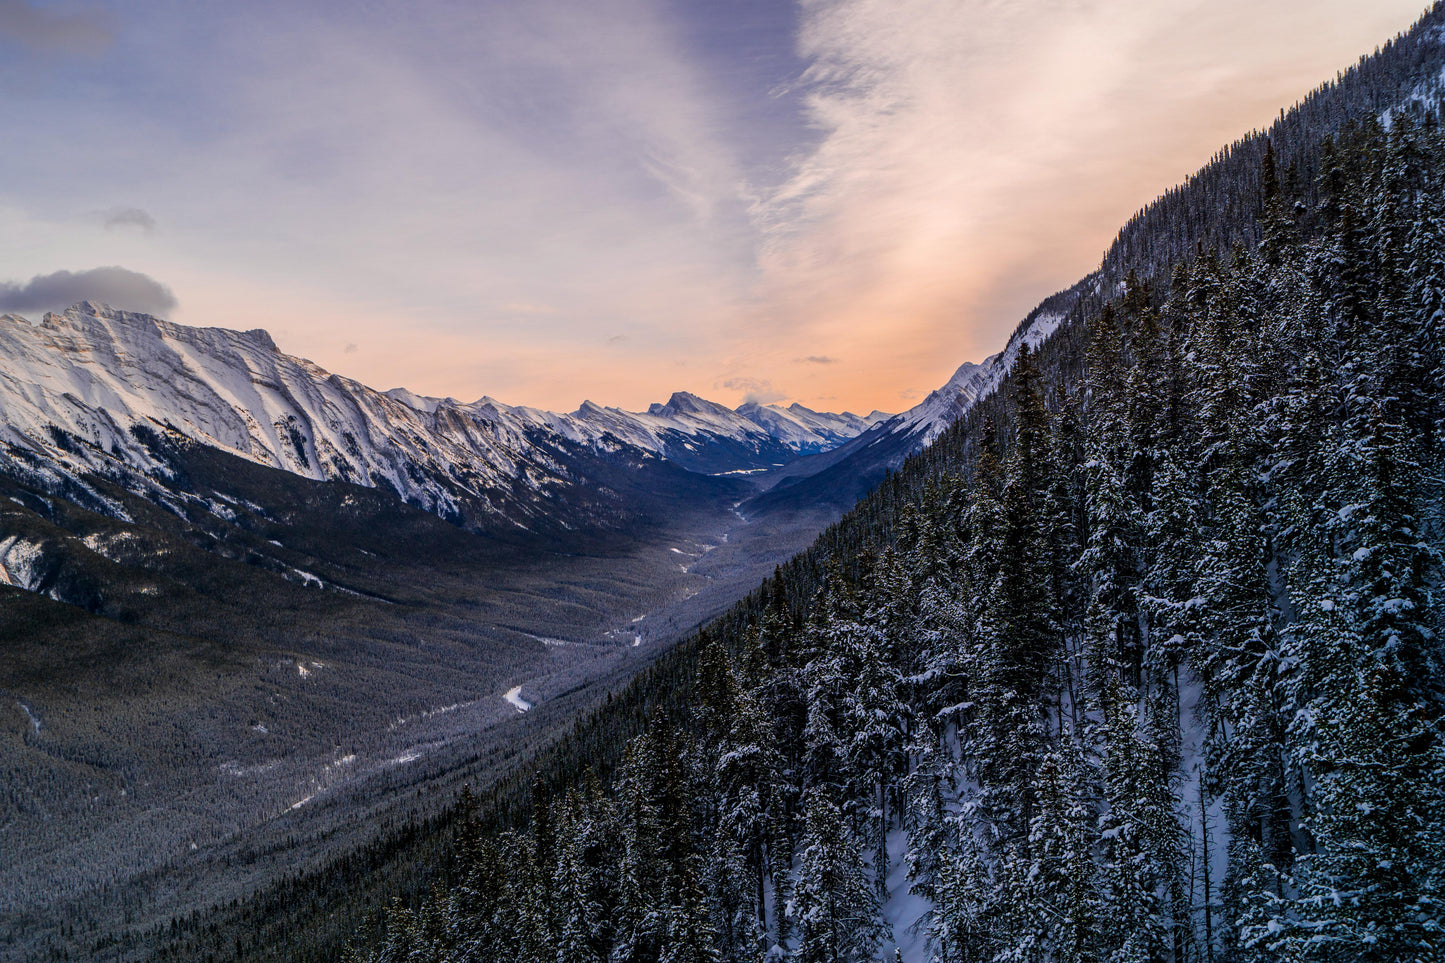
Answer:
top-left (0, 0), bottom-right (1431, 414)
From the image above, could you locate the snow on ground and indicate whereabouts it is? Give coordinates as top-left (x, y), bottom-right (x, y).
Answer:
top-left (1175, 666), bottom-right (1230, 915)
top-left (879, 827), bottom-right (932, 961)
top-left (527, 633), bottom-right (575, 647)
top-left (219, 759), bottom-right (280, 778)
top-left (289, 568), bottom-right (323, 588)
top-left (16, 701), bottom-right (40, 733)
top-left (80, 531), bottom-right (140, 562)
top-left (503, 686), bottom-right (532, 712)
top-left (0, 536), bottom-right (45, 590)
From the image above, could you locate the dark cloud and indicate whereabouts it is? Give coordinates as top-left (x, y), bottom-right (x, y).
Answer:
top-left (0, 267), bottom-right (177, 316)
top-left (100, 207), bottom-right (158, 232)
top-left (722, 376), bottom-right (785, 405)
top-left (344, 342), bottom-right (358, 354)
top-left (0, 1), bottom-right (115, 53)
top-left (800, 355), bottom-right (838, 364)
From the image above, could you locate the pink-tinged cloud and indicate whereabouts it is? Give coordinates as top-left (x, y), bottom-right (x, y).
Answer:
top-left (737, 0), bottom-right (1429, 412)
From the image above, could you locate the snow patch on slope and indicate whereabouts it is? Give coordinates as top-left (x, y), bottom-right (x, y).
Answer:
top-left (0, 536), bottom-right (46, 591)
top-left (503, 686), bottom-right (532, 712)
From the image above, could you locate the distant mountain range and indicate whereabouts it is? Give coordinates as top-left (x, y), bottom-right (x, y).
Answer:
top-left (0, 299), bottom-right (1058, 546)
top-left (0, 302), bottom-right (896, 537)
top-left (750, 296), bottom-right (1073, 513)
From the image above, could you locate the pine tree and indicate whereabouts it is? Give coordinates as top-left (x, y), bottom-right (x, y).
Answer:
top-left (1095, 675), bottom-right (1181, 963)
top-left (792, 789), bottom-right (887, 963)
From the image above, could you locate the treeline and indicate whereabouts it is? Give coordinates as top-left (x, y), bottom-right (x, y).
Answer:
top-left (1102, 2), bottom-right (1445, 293)
top-left (358, 108), bottom-right (1444, 963)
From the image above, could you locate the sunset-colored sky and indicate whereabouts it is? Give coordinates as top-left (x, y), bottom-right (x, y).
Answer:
top-left (0, 0), bottom-right (1430, 413)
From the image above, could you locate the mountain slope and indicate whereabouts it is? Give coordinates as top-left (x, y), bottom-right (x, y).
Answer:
top-left (752, 7), bottom-right (1445, 519)
top-left (343, 53), bottom-right (1445, 963)
top-left (302, 9), bottom-right (1445, 963)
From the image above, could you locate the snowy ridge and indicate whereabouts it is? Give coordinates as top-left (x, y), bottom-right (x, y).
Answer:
top-left (874, 309), bottom-right (1067, 445)
top-left (743, 302), bottom-right (1075, 515)
top-left (389, 389), bottom-right (884, 464)
top-left (0, 303), bottom-right (879, 527)
top-left (0, 303), bottom-right (560, 524)
top-left (735, 401), bottom-right (884, 452)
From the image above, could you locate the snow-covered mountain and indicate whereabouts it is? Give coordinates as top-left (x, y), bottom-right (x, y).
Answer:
top-left (395, 388), bottom-right (888, 477)
top-left (0, 302), bottom-right (879, 530)
top-left (879, 306), bottom-right (1067, 446)
top-left (749, 295), bottom-right (1076, 516)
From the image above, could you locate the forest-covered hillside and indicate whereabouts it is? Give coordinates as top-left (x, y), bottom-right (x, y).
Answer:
top-left (348, 34), bottom-right (1445, 963)
top-left (121, 9), bottom-right (1445, 963)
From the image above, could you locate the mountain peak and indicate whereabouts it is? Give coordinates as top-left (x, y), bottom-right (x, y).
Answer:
top-left (940, 360), bottom-right (987, 388)
top-left (241, 328), bottom-right (278, 352)
top-left (74, 299), bottom-right (112, 316)
top-left (45, 301), bottom-right (282, 354)
top-left (385, 387), bottom-right (443, 413)
top-left (661, 390), bottom-right (725, 416)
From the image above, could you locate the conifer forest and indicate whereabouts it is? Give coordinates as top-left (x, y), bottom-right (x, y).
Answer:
top-left (350, 48), bottom-right (1445, 963)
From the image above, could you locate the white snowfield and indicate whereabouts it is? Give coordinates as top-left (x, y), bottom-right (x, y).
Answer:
top-left (0, 304), bottom-right (883, 524)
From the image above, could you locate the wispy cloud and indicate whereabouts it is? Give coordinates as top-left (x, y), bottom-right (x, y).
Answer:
top-left (742, 0), bottom-right (1429, 407)
top-left (0, 0), bottom-right (1427, 413)
top-left (100, 207), bottom-right (158, 232)
top-left (0, 266), bottom-right (176, 316)
top-left (721, 376), bottom-right (785, 405)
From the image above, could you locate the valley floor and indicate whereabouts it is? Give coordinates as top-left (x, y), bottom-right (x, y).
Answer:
top-left (0, 461), bottom-right (839, 962)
